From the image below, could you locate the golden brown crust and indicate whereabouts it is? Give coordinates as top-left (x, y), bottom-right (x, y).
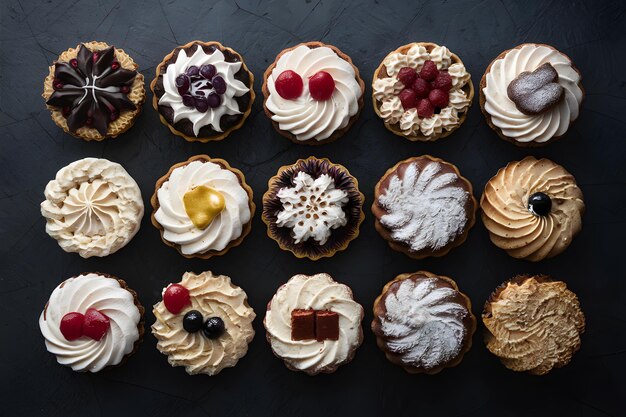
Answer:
top-left (261, 41), bottom-right (365, 145)
top-left (42, 272), bottom-right (145, 371)
top-left (261, 157), bottom-right (365, 260)
top-left (479, 43), bottom-right (585, 147)
top-left (263, 275), bottom-right (364, 375)
top-left (42, 41), bottom-right (145, 141)
top-left (371, 155), bottom-right (477, 259)
top-left (482, 274), bottom-right (585, 375)
top-left (149, 40), bottom-right (255, 143)
top-left (371, 271), bottom-right (476, 374)
top-left (150, 155), bottom-right (255, 259)
top-left (372, 42), bottom-right (474, 142)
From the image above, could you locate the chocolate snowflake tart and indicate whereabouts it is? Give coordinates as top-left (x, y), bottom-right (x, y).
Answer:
top-left (151, 41), bottom-right (255, 142)
top-left (42, 41), bottom-right (145, 141)
top-left (262, 157), bottom-right (365, 260)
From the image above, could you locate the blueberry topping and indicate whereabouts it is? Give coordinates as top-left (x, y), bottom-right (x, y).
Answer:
top-left (175, 74), bottom-right (190, 94)
top-left (203, 317), bottom-right (225, 339)
top-left (528, 192), bottom-right (552, 216)
top-left (182, 94), bottom-right (195, 107)
top-left (195, 96), bottom-right (209, 113)
top-left (183, 310), bottom-right (204, 333)
top-left (200, 64), bottom-right (216, 80)
top-left (186, 65), bottom-right (199, 77)
top-left (212, 76), bottom-right (226, 94)
top-left (207, 93), bottom-right (221, 108)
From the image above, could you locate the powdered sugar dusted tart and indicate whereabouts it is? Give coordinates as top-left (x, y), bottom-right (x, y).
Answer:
top-left (372, 271), bottom-right (476, 374)
top-left (372, 155), bottom-right (477, 259)
top-left (372, 42), bottom-right (473, 141)
top-left (262, 157), bottom-right (365, 260)
top-left (151, 41), bottom-right (254, 142)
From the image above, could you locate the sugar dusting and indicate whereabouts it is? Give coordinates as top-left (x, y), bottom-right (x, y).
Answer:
top-left (381, 278), bottom-right (468, 369)
top-left (378, 161), bottom-right (469, 252)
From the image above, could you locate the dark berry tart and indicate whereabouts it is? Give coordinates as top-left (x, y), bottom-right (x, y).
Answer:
top-left (151, 41), bottom-right (255, 143)
top-left (262, 157), bottom-right (365, 260)
top-left (42, 41), bottom-right (145, 141)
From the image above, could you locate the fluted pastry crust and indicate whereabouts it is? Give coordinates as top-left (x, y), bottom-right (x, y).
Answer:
top-left (483, 274), bottom-right (585, 375)
top-left (480, 156), bottom-right (585, 261)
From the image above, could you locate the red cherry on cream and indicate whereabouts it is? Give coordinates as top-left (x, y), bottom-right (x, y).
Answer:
top-left (163, 284), bottom-right (190, 314)
top-left (83, 308), bottom-right (110, 341)
top-left (60, 312), bottom-right (85, 341)
top-left (308, 71), bottom-right (335, 101)
top-left (275, 70), bottom-right (303, 100)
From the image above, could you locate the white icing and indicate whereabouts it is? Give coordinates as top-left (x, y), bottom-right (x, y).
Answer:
top-left (381, 277), bottom-right (468, 369)
top-left (379, 96), bottom-right (404, 125)
top-left (153, 160), bottom-right (251, 255)
top-left (265, 45), bottom-right (362, 141)
top-left (159, 46), bottom-right (249, 136)
top-left (264, 273), bottom-right (363, 374)
top-left (399, 108), bottom-right (420, 136)
top-left (448, 63), bottom-right (470, 88)
top-left (429, 45), bottom-right (452, 69)
top-left (378, 160), bottom-right (469, 252)
top-left (483, 44), bottom-right (583, 143)
top-left (275, 172), bottom-right (348, 245)
top-left (372, 77), bottom-right (402, 101)
top-left (39, 273), bottom-right (141, 372)
top-left (405, 44), bottom-right (430, 69)
top-left (40, 158), bottom-right (144, 258)
top-left (374, 44), bottom-right (471, 139)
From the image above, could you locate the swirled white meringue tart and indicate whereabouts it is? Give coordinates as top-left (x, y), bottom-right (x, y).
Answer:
top-left (41, 158), bottom-right (144, 258)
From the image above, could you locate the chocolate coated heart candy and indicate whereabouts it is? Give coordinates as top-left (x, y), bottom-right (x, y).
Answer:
top-left (507, 63), bottom-right (564, 115)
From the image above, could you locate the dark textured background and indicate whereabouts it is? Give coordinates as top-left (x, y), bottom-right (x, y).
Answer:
top-left (1, 1), bottom-right (625, 416)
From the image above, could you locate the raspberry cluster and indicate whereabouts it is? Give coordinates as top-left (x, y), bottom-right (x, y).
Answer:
top-left (396, 60), bottom-right (452, 118)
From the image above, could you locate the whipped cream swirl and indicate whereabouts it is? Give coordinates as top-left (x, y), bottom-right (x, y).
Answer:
top-left (152, 271), bottom-right (255, 375)
top-left (483, 44), bottom-right (583, 144)
top-left (264, 273), bottom-right (363, 374)
top-left (41, 158), bottom-right (144, 258)
top-left (159, 46), bottom-right (249, 136)
top-left (265, 45), bottom-right (362, 141)
top-left (154, 160), bottom-right (251, 255)
top-left (39, 273), bottom-right (141, 372)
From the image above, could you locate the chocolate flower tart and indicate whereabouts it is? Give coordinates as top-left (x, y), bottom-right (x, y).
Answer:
top-left (42, 41), bottom-right (145, 141)
top-left (483, 274), bottom-right (585, 375)
top-left (151, 41), bottom-right (254, 142)
top-left (262, 157), bottom-right (365, 260)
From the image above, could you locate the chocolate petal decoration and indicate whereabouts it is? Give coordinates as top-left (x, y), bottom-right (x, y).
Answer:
top-left (99, 91), bottom-right (136, 111)
top-left (93, 46), bottom-right (115, 76)
top-left (54, 62), bottom-right (85, 86)
top-left (76, 44), bottom-right (93, 77)
top-left (46, 89), bottom-right (84, 107)
top-left (97, 69), bottom-right (136, 87)
top-left (90, 101), bottom-right (109, 136)
top-left (66, 98), bottom-right (91, 132)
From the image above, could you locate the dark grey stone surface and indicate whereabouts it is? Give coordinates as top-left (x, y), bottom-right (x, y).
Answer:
top-left (1, 0), bottom-right (625, 416)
